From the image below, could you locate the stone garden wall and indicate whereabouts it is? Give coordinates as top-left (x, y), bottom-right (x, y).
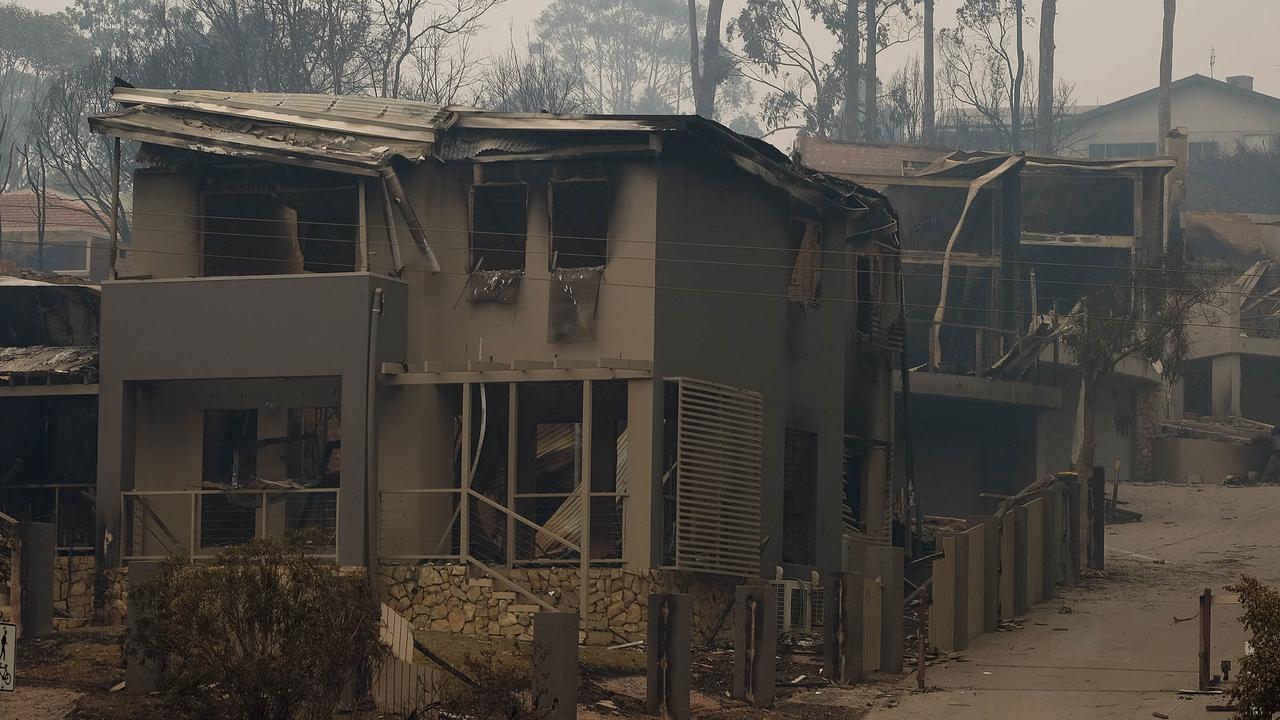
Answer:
top-left (378, 563), bottom-right (736, 646)
top-left (53, 556), bottom-right (96, 629)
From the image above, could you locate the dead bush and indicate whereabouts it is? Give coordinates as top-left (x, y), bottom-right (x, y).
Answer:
top-left (412, 650), bottom-right (542, 720)
top-left (1227, 576), bottom-right (1280, 720)
top-left (125, 539), bottom-right (384, 720)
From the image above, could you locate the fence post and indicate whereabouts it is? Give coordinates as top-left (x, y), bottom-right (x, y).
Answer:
top-left (1088, 466), bottom-right (1106, 570)
top-left (823, 571), bottom-right (864, 685)
top-left (952, 530), bottom-right (969, 650)
top-left (732, 585), bottom-right (776, 707)
top-left (646, 593), bottom-right (690, 720)
top-left (967, 515), bottom-right (999, 633)
top-left (916, 585), bottom-right (929, 690)
top-left (126, 560), bottom-right (162, 694)
top-left (866, 545), bottom-right (904, 672)
top-left (17, 523), bottom-right (54, 638)
top-left (533, 612), bottom-right (579, 720)
top-left (1013, 505), bottom-right (1029, 617)
top-left (579, 381), bottom-right (593, 621)
top-left (1199, 588), bottom-right (1213, 692)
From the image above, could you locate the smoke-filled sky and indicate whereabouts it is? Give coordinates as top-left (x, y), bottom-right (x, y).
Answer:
top-left (12, 0), bottom-right (1280, 106)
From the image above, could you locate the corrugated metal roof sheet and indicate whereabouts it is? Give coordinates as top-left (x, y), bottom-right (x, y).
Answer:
top-left (93, 88), bottom-right (876, 211)
top-left (113, 88), bottom-right (450, 141)
top-left (0, 345), bottom-right (98, 379)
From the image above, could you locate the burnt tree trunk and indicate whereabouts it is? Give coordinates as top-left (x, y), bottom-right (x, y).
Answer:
top-left (840, 0), bottom-right (862, 140)
top-left (1010, 0), bottom-right (1025, 151)
top-left (688, 0), bottom-right (726, 119)
top-left (864, 0), bottom-right (878, 141)
top-left (1159, 0), bottom-right (1176, 150)
top-left (1036, 0), bottom-right (1056, 153)
top-left (922, 0), bottom-right (935, 143)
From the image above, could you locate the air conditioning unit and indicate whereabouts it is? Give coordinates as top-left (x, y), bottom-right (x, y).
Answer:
top-left (770, 580), bottom-right (824, 634)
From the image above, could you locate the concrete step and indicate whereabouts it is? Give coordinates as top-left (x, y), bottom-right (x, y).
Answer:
top-left (466, 578), bottom-right (494, 588)
top-left (491, 591), bottom-right (517, 600)
top-left (510, 604), bottom-right (541, 613)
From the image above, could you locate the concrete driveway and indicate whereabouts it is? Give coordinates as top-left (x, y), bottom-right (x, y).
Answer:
top-left (865, 483), bottom-right (1280, 720)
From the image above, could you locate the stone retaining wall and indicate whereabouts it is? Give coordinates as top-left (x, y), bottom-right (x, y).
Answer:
top-left (378, 563), bottom-right (736, 646)
top-left (53, 556), bottom-right (96, 629)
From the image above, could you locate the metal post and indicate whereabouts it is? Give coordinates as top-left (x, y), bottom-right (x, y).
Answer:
top-left (108, 137), bottom-right (120, 280)
top-left (460, 383), bottom-right (472, 562)
top-left (189, 493), bottom-right (197, 558)
top-left (579, 381), bottom-right (593, 621)
top-left (357, 178), bottom-right (369, 272)
top-left (506, 383), bottom-right (517, 570)
top-left (259, 490), bottom-right (267, 540)
top-left (917, 585), bottom-right (929, 690)
top-left (532, 612), bottom-right (578, 720)
top-left (1199, 588), bottom-right (1212, 691)
top-left (379, 177), bottom-right (405, 276)
top-left (732, 586), bottom-right (777, 707)
top-left (646, 593), bottom-right (690, 720)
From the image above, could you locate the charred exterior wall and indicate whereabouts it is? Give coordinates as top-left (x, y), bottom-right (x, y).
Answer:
top-left (896, 395), bottom-right (1038, 518)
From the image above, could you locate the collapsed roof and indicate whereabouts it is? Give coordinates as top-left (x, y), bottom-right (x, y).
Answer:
top-left (90, 87), bottom-right (872, 215)
top-left (1229, 259), bottom-right (1280, 339)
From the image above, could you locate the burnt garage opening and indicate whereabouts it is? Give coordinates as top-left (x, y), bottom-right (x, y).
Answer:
top-left (202, 167), bottom-right (358, 276)
top-left (1022, 173), bottom-right (1136, 237)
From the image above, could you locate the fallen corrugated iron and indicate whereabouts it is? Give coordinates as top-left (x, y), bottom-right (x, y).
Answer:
top-left (1158, 416), bottom-right (1278, 447)
top-left (0, 345), bottom-right (98, 382)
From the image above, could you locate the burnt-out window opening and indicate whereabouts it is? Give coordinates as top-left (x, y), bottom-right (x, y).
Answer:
top-left (842, 437), bottom-right (865, 533)
top-left (1182, 360), bottom-right (1212, 418)
top-left (202, 173), bottom-right (357, 276)
top-left (471, 183), bottom-right (528, 271)
top-left (0, 396), bottom-right (97, 549)
top-left (503, 381), bottom-right (629, 563)
top-left (285, 407), bottom-right (341, 485)
top-left (787, 219), bottom-right (822, 304)
top-left (888, 186), bottom-right (994, 254)
top-left (514, 382), bottom-right (582, 561)
top-left (856, 255), bottom-right (874, 333)
top-left (448, 384), bottom-right (511, 564)
top-left (202, 409), bottom-right (258, 486)
top-left (1021, 174), bottom-right (1136, 237)
top-left (199, 409), bottom-right (258, 549)
top-left (550, 179), bottom-right (609, 269)
top-left (589, 381), bottom-right (628, 561)
top-left (547, 267), bottom-right (603, 343)
top-left (782, 428), bottom-right (819, 566)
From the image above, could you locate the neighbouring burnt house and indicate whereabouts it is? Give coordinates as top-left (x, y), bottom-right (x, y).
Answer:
top-left (88, 89), bottom-right (905, 644)
top-left (0, 274), bottom-right (100, 626)
top-left (797, 137), bottom-right (1173, 517)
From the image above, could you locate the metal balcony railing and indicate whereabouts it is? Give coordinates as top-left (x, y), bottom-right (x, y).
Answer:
top-left (121, 488), bottom-right (338, 561)
top-left (0, 484), bottom-right (95, 554)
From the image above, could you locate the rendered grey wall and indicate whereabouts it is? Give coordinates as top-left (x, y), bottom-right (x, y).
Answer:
top-left (898, 395), bottom-right (1039, 518)
top-left (96, 273), bottom-right (407, 566)
top-left (653, 136), bottom-right (855, 578)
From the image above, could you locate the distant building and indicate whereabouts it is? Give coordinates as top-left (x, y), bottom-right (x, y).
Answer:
top-left (0, 190), bottom-right (110, 281)
top-left (1066, 74), bottom-right (1280, 159)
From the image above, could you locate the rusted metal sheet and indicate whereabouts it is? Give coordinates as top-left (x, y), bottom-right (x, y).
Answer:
top-left (0, 346), bottom-right (97, 381)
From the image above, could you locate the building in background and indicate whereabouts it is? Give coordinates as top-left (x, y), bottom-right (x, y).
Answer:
top-left (1066, 74), bottom-right (1280, 160)
top-left (0, 190), bottom-right (111, 281)
top-left (798, 137), bottom-right (1172, 518)
top-left (0, 274), bottom-right (99, 628)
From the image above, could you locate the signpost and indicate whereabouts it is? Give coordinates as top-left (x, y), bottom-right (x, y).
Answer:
top-left (0, 621), bottom-right (14, 692)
